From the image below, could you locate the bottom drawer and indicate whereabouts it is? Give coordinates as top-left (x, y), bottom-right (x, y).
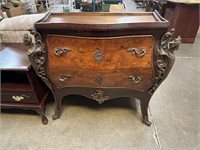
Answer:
top-left (1, 91), bottom-right (38, 104)
top-left (48, 67), bottom-right (153, 91)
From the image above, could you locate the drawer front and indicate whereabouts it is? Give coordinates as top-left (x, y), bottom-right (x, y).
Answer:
top-left (1, 91), bottom-right (37, 104)
top-left (47, 35), bottom-right (154, 70)
top-left (48, 67), bottom-right (153, 91)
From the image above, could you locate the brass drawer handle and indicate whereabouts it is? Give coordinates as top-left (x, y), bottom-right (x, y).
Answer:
top-left (125, 76), bottom-right (141, 83)
top-left (12, 96), bottom-right (24, 102)
top-left (127, 48), bottom-right (146, 57)
top-left (54, 47), bottom-right (71, 56)
top-left (58, 74), bottom-right (72, 82)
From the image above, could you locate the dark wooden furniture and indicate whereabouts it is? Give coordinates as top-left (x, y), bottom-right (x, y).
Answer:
top-left (24, 12), bottom-right (181, 126)
top-left (0, 43), bottom-right (49, 124)
top-left (146, 0), bottom-right (167, 17)
top-left (164, 1), bottom-right (199, 43)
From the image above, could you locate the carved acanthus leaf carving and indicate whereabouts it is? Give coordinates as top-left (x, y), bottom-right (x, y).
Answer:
top-left (91, 89), bottom-right (109, 104)
top-left (148, 29), bottom-right (181, 95)
top-left (23, 30), bottom-right (52, 89)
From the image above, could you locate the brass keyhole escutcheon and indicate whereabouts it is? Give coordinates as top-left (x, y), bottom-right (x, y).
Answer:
top-left (93, 48), bottom-right (103, 63)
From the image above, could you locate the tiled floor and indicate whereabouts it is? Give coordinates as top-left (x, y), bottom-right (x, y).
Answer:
top-left (0, 1), bottom-right (200, 150)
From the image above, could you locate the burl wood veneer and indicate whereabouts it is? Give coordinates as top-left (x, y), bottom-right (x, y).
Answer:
top-left (23, 11), bottom-right (181, 126)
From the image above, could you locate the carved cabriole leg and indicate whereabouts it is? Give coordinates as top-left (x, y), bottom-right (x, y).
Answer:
top-left (143, 29), bottom-right (181, 126)
top-left (36, 106), bottom-right (48, 125)
top-left (52, 92), bottom-right (62, 120)
top-left (140, 95), bottom-right (152, 126)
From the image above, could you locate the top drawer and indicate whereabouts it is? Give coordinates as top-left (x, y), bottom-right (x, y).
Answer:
top-left (47, 35), bottom-right (154, 70)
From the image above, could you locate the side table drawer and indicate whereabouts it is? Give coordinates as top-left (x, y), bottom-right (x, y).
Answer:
top-left (48, 67), bottom-right (153, 91)
top-left (1, 91), bottom-right (37, 104)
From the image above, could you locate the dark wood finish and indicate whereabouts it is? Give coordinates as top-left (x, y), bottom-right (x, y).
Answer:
top-left (24, 12), bottom-right (181, 126)
top-left (0, 43), bottom-right (49, 124)
top-left (147, 0), bottom-right (167, 17)
top-left (0, 43), bottom-right (31, 71)
top-left (35, 12), bottom-right (169, 30)
top-left (164, 2), bottom-right (199, 43)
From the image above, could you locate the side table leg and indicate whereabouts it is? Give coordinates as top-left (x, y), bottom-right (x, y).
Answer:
top-left (52, 94), bottom-right (62, 120)
top-left (36, 107), bottom-right (48, 125)
top-left (140, 98), bottom-right (152, 126)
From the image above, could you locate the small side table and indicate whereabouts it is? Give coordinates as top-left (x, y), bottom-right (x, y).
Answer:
top-left (0, 43), bottom-right (49, 124)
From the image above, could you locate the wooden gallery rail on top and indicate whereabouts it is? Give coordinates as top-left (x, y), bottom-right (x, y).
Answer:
top-left (23, 11), bottom-right (181, 126)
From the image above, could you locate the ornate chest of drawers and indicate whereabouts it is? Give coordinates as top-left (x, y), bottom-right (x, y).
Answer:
top-left (24, 11), bottom-right (181, 126)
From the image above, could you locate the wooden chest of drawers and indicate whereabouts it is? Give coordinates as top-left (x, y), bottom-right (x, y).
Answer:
top-left (24, 12), bottom-right (181, 126)
top-left (47, 35), bottom-right (154, 91)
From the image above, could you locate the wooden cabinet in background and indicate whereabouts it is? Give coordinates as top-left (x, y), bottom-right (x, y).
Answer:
top-left (164, 1), bottom-right (199, 43)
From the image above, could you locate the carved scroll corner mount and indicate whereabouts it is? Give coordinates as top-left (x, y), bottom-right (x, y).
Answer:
top-left (23, 33), bottom-right (34, 55)
top-left (148, 29), bottom-right (181, 96)
top-left (169, 35), bottom-right (181, 53)
top-left (23, 29), bottom-right (45, 55)
top-left (91, 89), bottom-right (109, 104)
top-left (148, 82), bottom-right (159, 95)
top-left (23, 30), bottom-right (53, 90)
top-left (23, 34), bottom-right (31, 46)
top-left (160, 28), bottom-right (181, 54)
